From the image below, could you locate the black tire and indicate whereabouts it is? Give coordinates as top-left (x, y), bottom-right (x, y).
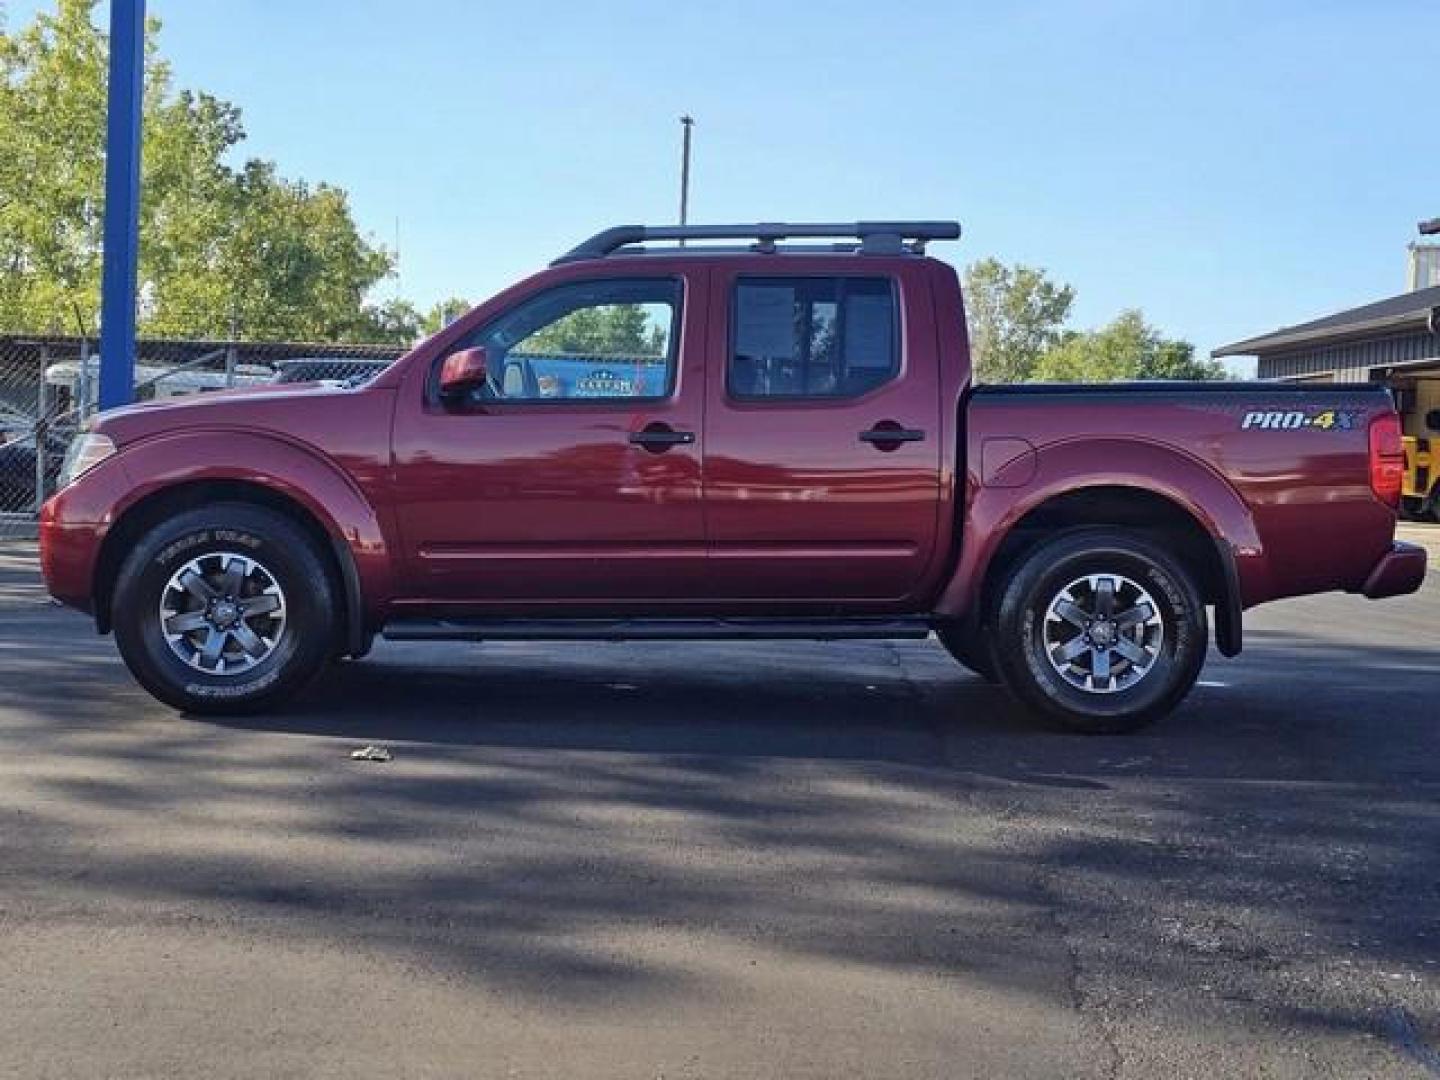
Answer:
top-left (934, 624), bottom-right (1000, 683)
top-left (112, 503), bottom-right (337, 715)
top-left (991, 528), bottom-right (1207, 734)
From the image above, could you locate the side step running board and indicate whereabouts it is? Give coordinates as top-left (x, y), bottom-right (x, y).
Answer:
top-left (382, 616), bottom-right (933, 643)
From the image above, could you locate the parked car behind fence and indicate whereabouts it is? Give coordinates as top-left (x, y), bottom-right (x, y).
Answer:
top-left (271, 358), bottom-right (394, 387)
top-left (0, 427), bottom-right (70, 516)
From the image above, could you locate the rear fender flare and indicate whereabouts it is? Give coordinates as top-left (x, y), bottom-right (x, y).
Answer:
top-left (934, 437), bottom-right (1264, 645)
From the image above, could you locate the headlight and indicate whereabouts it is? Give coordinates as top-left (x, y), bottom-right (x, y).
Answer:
top-left (58, 432), bottom-right (116, 489)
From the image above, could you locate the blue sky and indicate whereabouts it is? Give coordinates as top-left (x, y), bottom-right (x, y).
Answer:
top-left (11, 1), bottom-right (1440, 369)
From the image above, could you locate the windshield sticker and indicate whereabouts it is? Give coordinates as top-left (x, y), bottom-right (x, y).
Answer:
top-left (1241, 409), bottom-right (1360, 432)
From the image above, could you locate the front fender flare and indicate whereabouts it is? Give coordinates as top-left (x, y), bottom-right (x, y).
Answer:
top-left (96, 429), bottom-right (395, 650)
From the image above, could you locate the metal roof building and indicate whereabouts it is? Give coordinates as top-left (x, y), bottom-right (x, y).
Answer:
top-left (1212, 285), bottom-right (1440, 383)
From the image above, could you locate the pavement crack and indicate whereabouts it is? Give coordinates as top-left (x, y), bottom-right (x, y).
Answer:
top-left (1035, 867), bottom-right (1124, 1080)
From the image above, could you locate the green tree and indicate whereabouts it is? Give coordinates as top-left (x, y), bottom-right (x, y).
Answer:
top-left (0, 0), bottom-right (109, 330)
top-left (149, 159), bottom-right (394, 341)
top-left (361, 298), bottom-right (425, 345)
top-left (963, 258), bottom-right (1075, 383)
top-left (0, 0), bottom-right (395, 341)
top-left (520, 304), bottom-right (666, 356)
top-left (1141, 337), bottom-right (1229, 381)
top-left (1034, 309), bottom-right (1226, 382)
top-left (422, 297), bottom-right (472, 336)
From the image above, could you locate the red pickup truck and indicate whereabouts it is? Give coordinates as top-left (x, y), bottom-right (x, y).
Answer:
top-left (40, 221), bottom-right (1426, 732)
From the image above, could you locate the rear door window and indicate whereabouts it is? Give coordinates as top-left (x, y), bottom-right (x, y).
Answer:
top-left (730, 277), bottom-right (897, 399)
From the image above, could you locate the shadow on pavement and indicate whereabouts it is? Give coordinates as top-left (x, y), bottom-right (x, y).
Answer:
top-left (1, 540), bottom-right (1437, 1072)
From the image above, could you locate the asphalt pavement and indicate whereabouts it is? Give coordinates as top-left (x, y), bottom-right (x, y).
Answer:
top-left (0, 538), bottom-right (1437, 1079)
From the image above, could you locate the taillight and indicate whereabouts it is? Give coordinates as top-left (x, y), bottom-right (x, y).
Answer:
top-left (1368, 413), bottom-right (1404, 508)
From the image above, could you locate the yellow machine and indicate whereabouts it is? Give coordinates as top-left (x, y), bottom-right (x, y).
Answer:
top-left (1403, 435), bottom-right (1436, 519)
top-left (1395, 373), bottom-right (1440, 520)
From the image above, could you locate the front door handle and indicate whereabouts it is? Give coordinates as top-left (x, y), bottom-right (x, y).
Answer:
top-left (629, 423), bottom-right (696, 452)
top-left (859, 423), bottom-right (926, 449)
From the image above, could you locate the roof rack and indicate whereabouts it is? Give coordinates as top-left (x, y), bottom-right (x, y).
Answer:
top-left (552, 220), bottom-right (961, 265)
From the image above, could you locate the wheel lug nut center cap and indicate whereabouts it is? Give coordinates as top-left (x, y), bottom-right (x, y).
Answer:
top-left (212, 601), bottom-right (239, 628)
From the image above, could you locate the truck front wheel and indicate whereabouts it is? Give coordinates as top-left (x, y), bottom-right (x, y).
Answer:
top-left (991, 528), bottom-right (1207, 734)
top-left (112, 504), bottom-right (337, 715)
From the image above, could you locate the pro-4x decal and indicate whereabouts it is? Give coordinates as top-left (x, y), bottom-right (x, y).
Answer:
top-left (1241, 409), bottom-right (1361, 432)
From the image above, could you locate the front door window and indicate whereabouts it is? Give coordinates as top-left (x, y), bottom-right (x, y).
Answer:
top-left (463, 279), bottom-right (680, 403)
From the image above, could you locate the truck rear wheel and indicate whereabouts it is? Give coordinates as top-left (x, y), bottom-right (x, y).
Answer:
top-left (991, 528), bottom-right (1207, 734)
top-left (112, 504), bottom-right (337, 715)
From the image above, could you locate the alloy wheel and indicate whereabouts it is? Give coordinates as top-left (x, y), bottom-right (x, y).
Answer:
top-left (158, 552), bottom-right (288, 675)
top-left (1042, 573), bottom-right (1164, 694)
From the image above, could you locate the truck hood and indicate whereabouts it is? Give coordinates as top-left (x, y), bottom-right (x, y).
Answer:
top-left (92, 382), bottom-right (355, 446)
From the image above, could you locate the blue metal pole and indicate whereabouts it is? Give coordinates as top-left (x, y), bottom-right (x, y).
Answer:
top-left (98, 0), bottom-right (145, 411)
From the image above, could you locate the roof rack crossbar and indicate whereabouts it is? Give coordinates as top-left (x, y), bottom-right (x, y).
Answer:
top-left (553, 220), bottom-right (961, 264)
top-left (608, 242), bottom-right (868, 258)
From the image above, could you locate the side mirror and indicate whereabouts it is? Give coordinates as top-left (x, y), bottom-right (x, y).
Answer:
top-left (439, 346), bottom-right (490, 398)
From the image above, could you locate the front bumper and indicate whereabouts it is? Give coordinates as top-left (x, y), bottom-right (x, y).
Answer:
top-left (1360, 541), bottom-right (1428, 600)
top-left (38, 496), bottom-right (95, 612)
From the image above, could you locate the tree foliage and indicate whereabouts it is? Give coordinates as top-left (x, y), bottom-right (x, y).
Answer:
top-left (338, 296), bottom-right (472, 345)
top-left (519, 304), bottom-right (667, 356)
top-left (1034, 310), bottom-right (1227, 382)
top-left (963, 258), bottom-right (1075, 383)
top-left (0, 0), bottom-right (401, 341)
top-left (422, 297), bottom-right (472, 336)
top-left (964, 258), bottom-right (1221, 384)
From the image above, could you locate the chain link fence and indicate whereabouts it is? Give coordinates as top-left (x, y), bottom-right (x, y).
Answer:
top-left (0, 334), bottom-right (403, 539)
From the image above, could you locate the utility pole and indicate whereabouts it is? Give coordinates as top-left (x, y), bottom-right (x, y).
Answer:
top-left (98, 0), bottom-right (145, 410)
top-left (678, 115), bottom-right (694, 242)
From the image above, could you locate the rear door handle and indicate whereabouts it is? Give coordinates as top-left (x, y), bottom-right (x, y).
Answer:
top-left (859, 426), bottom-right (926, 446)
top-left (629, 423), bottom-right (696, 451)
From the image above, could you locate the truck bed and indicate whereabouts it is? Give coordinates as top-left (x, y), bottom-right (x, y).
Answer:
top-left (965, 380), bottom-right (1398, 607)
